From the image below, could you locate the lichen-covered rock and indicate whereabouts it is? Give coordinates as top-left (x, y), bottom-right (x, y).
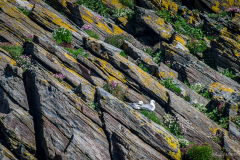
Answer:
top-left (163, 42), bottom-right (240, 92)
top-left (0, 1), bottom-right (51, 46)
top-left (25, 67), bottom-right (110, 159)
top-left (0, 51), bottom-right (36, 159)
top-left (209, 36), bottom-right (240, 75)
top-left (0, 143), bottom-right (18, 160)
top-left (224, 134), bottom-right (240, 160)
top-left (29, 3), bottom-right (87, 46)
top-left (84, 37), bottom-right (227, 156)
top-left (196, 0), bottom-right (240, 13)
top-left (97, 87), bottom-right (181, 160)
top-left (8, 0), bottom-right (33, 11)
top-left (135, 6), bottom-right (175, 45)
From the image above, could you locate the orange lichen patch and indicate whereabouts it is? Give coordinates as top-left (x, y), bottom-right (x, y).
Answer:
top-left (96, 58), bottom-right (127, 83)
top-left (208, 82), bottom-right (235, 93)
top-left (116, 52), bottom-right (169, 102)
top-left (161, 0), bottom-right (178, 12)
top-left (174, 35), bottom-right (186, 46)
top-left (102, 0), bottom-right (122, 9)
top-left (118, 17), bottom-right (128, 26)
top-left (143, 14), bottom-right (172, 40)
top-left (96, 22), bottom-right (112, 34)
top-left (80, 7), bottom-right (94, 23)
top-left (64, 53), bottom-right (78, 62)
top-left (111, 24), bottom-right (125, 35)
top-left (212, 1), bottom-right (220, 13)
top-left (36, 6), bottom-right (77, 32)
top-left (158, 71), bottom-right (178, 79)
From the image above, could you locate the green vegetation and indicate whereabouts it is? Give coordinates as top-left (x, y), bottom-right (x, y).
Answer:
top-left (231, 116), bottom-right (240, 128)
top-left (137, 60), bottom-right (149, 73)
top-left (194, 103), bottom-right (207, 113)
top-left (212, 136), bottom-right (220, 144)
top-left (178, 136), bottom-right (194, 148)
top-left (18, 7), bottom-right (31, 16)
top-left (221, 68), bottom-right (237, 80)
top-left (201, 89), bottom-right (211, 100)
top-left (103, 81), bottom-right (124, 101)
top-left (0, 43), bottom-right (33, 72)
top-left (76, 0), bottom-right (115, 17)
top-left (186, 40), bottom-right (207, 54)
top-left (52, 27), bottom-right (73, 44)
top-left (64, 48), bottom-right (88, 59)
top-left (104, 34), bottom-right (130, 48)
top-left (186, 143), bottom-right (213, 160)
top-left (163, 114), bottom-right (182, 136)
top-left (112, 7), bottom-right (135, 20)
top-left (140, 110), bottom-right (162, 126)
top-left (142, 48), bottom-right (164, 65)
top-left (183, 95), bottom-right (191, 102)
top-left (85, 29), bottom-right (100, 40)
top-left (81, 25), bottom-right (100, 40)
top-left (1, 116), bottom-right (6, 120)
top-left (205, 103), bottom-right (229, 129)
top-left (120, 0), bottom-right (135, 9)
top-left (88, 102), bottom-right (99, 109)
top-left (159, 79), bottom-right (182, 95)
top-left (0, 44), bottom-right (23, 60)
top-left (190, 83), bottom-right (211, 100)
top-left (120, 50), bottom-right (128, 58)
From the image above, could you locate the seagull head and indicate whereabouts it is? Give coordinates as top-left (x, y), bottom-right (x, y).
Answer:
top-left (138, 101), bottom-right (143, 105)
top-left (150, 100), bottom-right (155, 105)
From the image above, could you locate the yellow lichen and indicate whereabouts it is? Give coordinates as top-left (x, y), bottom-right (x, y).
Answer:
top-left (208, 82), bottom-right (234, 93)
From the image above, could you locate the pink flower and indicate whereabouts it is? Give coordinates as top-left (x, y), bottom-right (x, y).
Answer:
top-left (81, 24), bottom-right (93, 31)
top-left (96, 15), bottom-right (102, 20)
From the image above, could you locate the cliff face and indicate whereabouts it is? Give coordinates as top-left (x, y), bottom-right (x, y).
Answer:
top-left (0, 0), bottom-right (240, 160)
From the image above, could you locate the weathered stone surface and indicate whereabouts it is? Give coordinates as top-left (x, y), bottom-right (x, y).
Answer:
top-left (84, 37), bottom-right (227, 155)
top-left (228, 121), bottom-right (240, 139)
top-left (210, 36), bottom-right (240, 75)
top-left (0, 1), bottom-right (51, 46)
top-left (0, 51), bottom-right (36, 159)
top-left (31, 35), bottom-right (108, 87)
top-left (25, 67), bottom-right (110, 160)
top-left (135, 6), bottom-right (175, 45)
top-left (58, 1), bottom-right (143, 49)
top-left (158, 63), bottom-right (209, 106)
top-left (103, 112), bottom-right (168, 160)
top-left (0, 143), bottom-right (18, 160)
top-left (8, 0), bottom-right (33, 11)
top-left (29, 3), bottom-right (87, 46)
top-left (224, 134), bottom-right (240, 160)
top-left (97, 87), bottom-right (181, 160)
top-left (196, 0), bottom-right (240, 13)
top-left (163, 42), bottom-right (240, 92)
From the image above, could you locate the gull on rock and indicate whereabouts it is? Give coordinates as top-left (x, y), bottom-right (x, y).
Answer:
top-left (128, 101), bottom-right (143, 109)
top-left (139, 100), bottom-right (155, 111)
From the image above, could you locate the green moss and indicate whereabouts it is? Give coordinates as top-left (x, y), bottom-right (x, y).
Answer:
top-left (159, 79), bottom-right (182, 95)
top-left (0, 45), bottom-right (23, 59)
top-left (18, 7), bottom-right (31, 16)
top-left (84, 29), bottom-right (100, 40)
top-left (120, 50), bottom-right (128, 58)
top-left (64, 47), bottom-right (88, 59)
top-left (187, 143), bottom-right (213, 160)
top-left (140, 110), bottom-right (162, 126)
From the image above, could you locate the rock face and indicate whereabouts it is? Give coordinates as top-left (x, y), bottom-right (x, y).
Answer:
top-left (0, 0), bottom-right (240, 160)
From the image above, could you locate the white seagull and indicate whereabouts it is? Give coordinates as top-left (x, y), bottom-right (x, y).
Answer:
top-left (139, 100), bottom-right (155, 111)
top-left (128, 101), bottom-right (143, 109)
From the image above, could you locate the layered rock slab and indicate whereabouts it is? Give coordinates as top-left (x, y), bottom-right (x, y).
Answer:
top-left (0, 50), bottom-right (36, 159)
top-left (84, 37), bottom-right (227, 156)
top-left (96, 87), bottom-right (181, 160)
top-left (25, 67), bottom-right (110, 160)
